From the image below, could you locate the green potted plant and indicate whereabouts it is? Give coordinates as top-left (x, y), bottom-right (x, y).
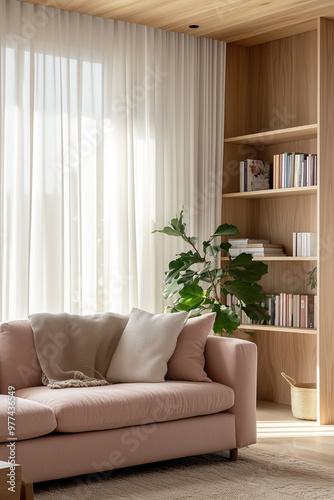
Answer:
top-left (153, 208), bottom-right (270, 336)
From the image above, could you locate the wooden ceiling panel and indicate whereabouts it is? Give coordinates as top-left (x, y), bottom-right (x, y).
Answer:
top-left (17, 0), bottom-right (334, 45)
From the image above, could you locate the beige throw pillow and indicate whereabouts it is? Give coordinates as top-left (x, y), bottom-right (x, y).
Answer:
top-left (166, 313), bottom-right (216, 383)
top-left (106, 308), bottom-right (188, 383)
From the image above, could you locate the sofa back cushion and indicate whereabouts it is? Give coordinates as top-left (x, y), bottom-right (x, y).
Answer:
top-left (0, 320), bottom-right (43, 393)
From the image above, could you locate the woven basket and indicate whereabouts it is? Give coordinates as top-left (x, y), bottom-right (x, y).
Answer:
top-left (281, 372), bottom-right (317, 421)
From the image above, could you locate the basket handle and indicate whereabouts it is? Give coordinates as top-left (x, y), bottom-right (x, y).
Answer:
top-left (281, 372), bottom-right (296, 387)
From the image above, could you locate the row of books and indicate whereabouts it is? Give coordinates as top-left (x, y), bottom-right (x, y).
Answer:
top-left (228, 238), bottom-right (285, 257)
top-left (272, 152), bottom-right (317, 189)
top-left (292, 232), bottom-right (317, 257)
top-left (226, 293), bottom-right (316, 329)
top-left (238, 153), bottom-right (317, 193)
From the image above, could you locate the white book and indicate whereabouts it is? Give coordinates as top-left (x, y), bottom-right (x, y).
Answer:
top-left (296, 232), bottom-right (303, 256)
top-left (275, 295), bottom-right (280, 326)
top-left (288, 294), bottom-right (293, 327)
top-left (240, 161), bottom-right (244, 192)
top-left (292, 232), bottom-right (297, 257)
top-left (305, 232), bottom-right (317, 256)
top-left (294, 154), bottom-right (300, 187)
top-left (301, 232), bottom-right (307, 257)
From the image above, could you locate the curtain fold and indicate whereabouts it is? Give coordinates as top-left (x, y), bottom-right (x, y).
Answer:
top-left (0, 0), bottom-right (226, 321)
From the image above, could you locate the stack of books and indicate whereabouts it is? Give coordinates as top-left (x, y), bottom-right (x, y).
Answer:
top-left (228, 238), bottom-right (285, 258)
top-left (226, 293), bottom-right (316, 329)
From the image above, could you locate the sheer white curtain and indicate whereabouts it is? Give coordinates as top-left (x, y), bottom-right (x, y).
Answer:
top-left (0, 0), bottom-right (225, 321)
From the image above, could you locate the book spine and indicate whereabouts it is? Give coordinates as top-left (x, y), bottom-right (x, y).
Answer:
top-left (295, 294), bottom-right (300, 328)
top-left (288, 294), bottom-right (293, 327)
top-left (297, 232), bottom-right (302, 257)
top-left (240, 161), bottom-right (244, 192)
top-left (300, 295), bottom-right (308, 328)
top-left (292, 232), bottom-right (297, 257)
top-left (301, 232), bottom-right (307, 257)
top-left (275, 295), bottom-right (280, 326)
top-left (314, 296), bottom-right (317, 329)
top-left (244, 161), bottom-right (247, 192)
top-left (307, 295), bottom-right (315, 328)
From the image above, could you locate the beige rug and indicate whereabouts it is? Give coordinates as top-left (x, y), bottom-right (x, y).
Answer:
top-left (33, 447), bottom-right (334, 500)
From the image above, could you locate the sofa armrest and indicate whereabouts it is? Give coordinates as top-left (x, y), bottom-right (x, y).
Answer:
top-left (204, 335), bottom-right (257, 448)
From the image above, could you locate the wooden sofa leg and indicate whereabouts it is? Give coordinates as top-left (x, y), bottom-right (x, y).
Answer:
top-left (229, 448), bottom-right (238, 461)
top-left (20, 479), bottom-right (34, 500)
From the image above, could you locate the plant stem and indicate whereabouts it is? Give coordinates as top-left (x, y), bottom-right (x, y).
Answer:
top-left (183, 235), bottom-right (221, 304)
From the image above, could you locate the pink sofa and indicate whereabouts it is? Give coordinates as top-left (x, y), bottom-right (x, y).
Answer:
top-left (0, 319), bottom-right (257, 483)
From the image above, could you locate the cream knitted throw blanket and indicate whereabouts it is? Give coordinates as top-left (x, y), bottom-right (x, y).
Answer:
top-left (29, 312), bottom-right (128, 389)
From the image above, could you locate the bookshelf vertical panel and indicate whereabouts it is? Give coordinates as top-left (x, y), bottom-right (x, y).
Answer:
top-left (317, 18), bottom-right (334, 425)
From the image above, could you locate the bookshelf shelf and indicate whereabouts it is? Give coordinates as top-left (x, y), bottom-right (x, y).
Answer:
top-left (238, 325), bottom-right (317, 335)
top-left (222, 186), bottom-right (317, 199)
top-left (224, 124), bottom-right (317, 146)
top-left (221, 256), bottom-right (317, 262)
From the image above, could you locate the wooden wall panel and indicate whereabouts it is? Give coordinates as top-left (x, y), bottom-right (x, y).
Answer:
top-left (247, 31), bottom-right (317, 133)
top-left (259, 261), bottom-right (317, 296)
top-left (224, 31), bottom-right (318, 136)
top-left (224, 45), bottom-right (250, 138)
top-left (254, 195), bottom-right (317, 252)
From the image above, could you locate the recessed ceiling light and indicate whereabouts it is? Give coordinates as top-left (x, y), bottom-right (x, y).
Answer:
top-left (189, 25), bottom-right (199, 29)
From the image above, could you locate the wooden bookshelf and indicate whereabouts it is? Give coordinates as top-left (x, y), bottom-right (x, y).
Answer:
top-left (223, 25), bottom-right (334, 424)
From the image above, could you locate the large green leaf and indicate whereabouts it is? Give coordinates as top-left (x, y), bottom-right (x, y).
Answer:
top-left (152, 226), bottom-right (183, 237)
top-left (170, 216), bottom-right (186, 236)
top-left (153, 208), bottom-right (187, 240)
top-left (177, 251), bottom-right (203, 265)
top-left (211, 224), bottom-right (240, 238)
top-left (226, 253), bottom-right (268, 282)
top-left (220, 242), bottom-right (232, 253)
top-left (177, 269), bottom-right (197, 284)
top-left (212, 303), bottom-right (240, 336)
top-left (163, 280), bottom-right (185, 300)
top-left (223, 280), bottom-right (264, 304)
top-left (164, 251), bottom-right (203, 284)
top-left (188, 236), bottom-right (198, 246)
top-left (176, 282), bottom-right (206, 311)
top-left (242, 303), bottom-right (270, 323)
top-left (179, 282), bottom-right (205, 300)
top-left (204, 244), bottom-right (222, 257)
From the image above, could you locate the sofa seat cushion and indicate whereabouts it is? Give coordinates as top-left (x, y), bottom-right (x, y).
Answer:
top-left (0, 395), bottom-right (57, 442)
top-left (15, 381), bottom-right (234, 434)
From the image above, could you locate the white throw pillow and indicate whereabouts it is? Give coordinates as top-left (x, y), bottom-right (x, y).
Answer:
top-left (106, 308), bottom-right (188, 383)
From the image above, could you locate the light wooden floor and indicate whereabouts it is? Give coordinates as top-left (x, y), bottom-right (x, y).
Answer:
top-left (251, 400), bottom-right (334, 468)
